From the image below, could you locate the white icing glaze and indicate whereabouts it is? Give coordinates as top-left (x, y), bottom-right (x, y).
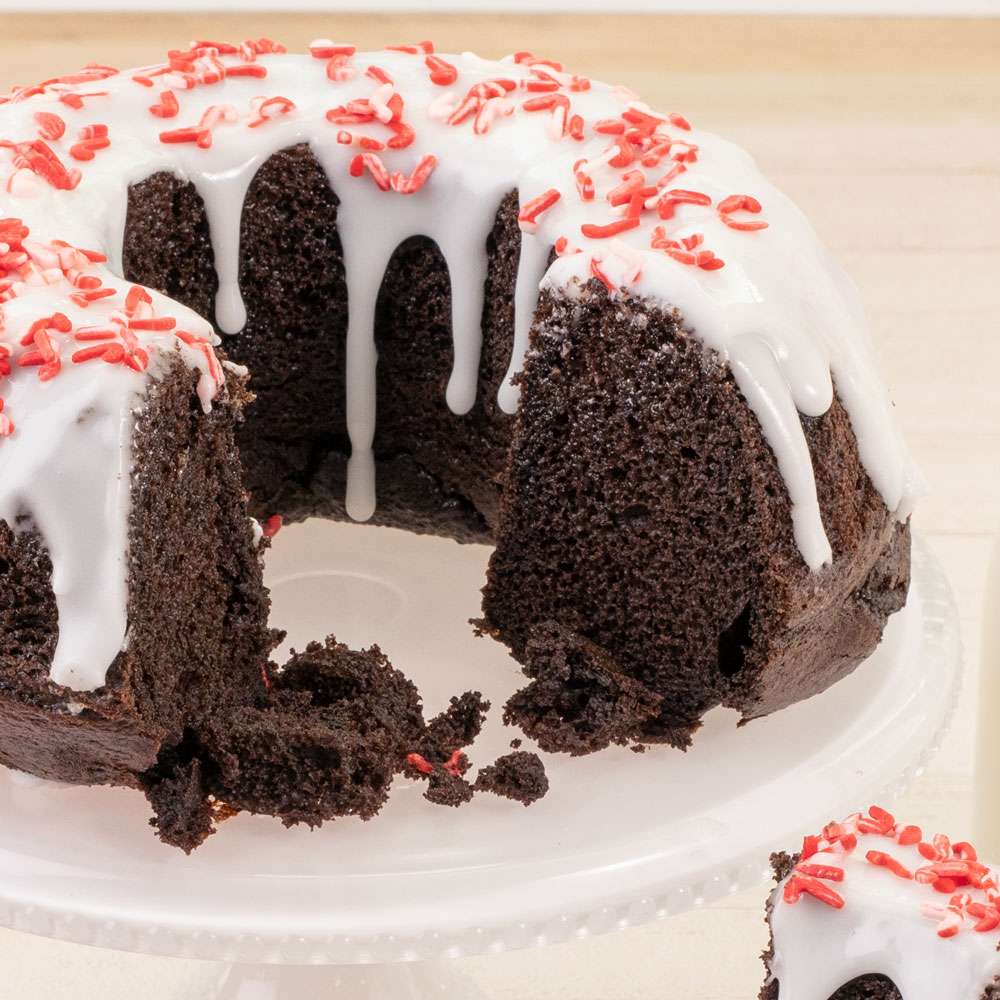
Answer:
top-left (0, 42), bottom-right (920, 689)
top-left (770, 814), bottom-right (1000, 1000)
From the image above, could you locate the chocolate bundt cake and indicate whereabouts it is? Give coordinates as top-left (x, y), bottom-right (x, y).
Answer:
top-left (761, 807), bottom-right (1000, 1000)
top-left (0, 39), bottom-right (918, 842)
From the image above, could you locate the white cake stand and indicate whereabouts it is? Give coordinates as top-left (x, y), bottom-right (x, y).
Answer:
top-left (0, 526), bottom-right (960, 998)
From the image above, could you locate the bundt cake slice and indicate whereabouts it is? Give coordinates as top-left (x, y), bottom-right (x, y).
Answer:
top-left (0, 336), bottom-right (272, 790)
top-left (482, 286), bottom-right (911, 748)
top-left (761, 807), bottom-right (1000, 1000)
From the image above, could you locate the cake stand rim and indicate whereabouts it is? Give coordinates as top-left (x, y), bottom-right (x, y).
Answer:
top-left (0, 532), bottom-right (961, 966)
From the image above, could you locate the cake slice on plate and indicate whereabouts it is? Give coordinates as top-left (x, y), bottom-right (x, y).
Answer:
top-left (762, 807), bottom-right (1000, 1000)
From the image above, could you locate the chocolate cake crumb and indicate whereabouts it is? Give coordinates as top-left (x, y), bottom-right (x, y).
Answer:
top-left (202, 637), bottom-right (425, 828)
top-left (417, 691), bottom-right (491, 764)
top-left (400, 694), bottom-right (489, 808)
top-left (510, 738), bottom-right (522, 749)
top-left (630, 744), bottom-right (647, 754)
top-left (144, 754), bottom-right (214, 853)
top-left (424, 770), bottom-right (475, 808)
top-left (503, 622), bottom-right (662, 755)
top-left (475, 751), bottom-right (549, 806)
top-left (141, 636), bottom-right (495, 841)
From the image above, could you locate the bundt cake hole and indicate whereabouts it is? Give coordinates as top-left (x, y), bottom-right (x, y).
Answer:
top-left (120, 126), bottom-right (909, 783)
top-left (762, 974), bottom-right (903, 1000)
top-left (830, 976), bottom-right (902, 1000)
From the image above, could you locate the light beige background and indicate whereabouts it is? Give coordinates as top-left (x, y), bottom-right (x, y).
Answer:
top-left (0, 13), bottom-right (998, 998)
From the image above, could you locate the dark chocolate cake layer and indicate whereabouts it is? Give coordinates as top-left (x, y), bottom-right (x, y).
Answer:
top-left (144, 636), bottom-right (431, 851)
top-left (125, 146), bottom-right (519, 542)
top-left (474, 751), bottom-right (549, 806)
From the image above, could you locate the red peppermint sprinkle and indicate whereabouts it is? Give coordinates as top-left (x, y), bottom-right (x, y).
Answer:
top-left (224, 64), bottom-right (268, 80)
top-left (518, 188), bottom-right (561, 233)
top-left (74, 327), bottom-right (117, 342)
top-left (389, 154), bottom-right (437, 194)
top-left (262, 514), bottom-right (283, 538)
top-left (149, 91), bottom-right (180, 119)
top-left (159, 126), bottom-right (211, 148)
top-left (1, 140), bottom-right (81, 191)
top-left (718, 193), bottom-right (769, 231)
top-left (326, 55), bottom-right (356, 82)
top-left (124, 285), bottom-right (152, 317)
top-left (955, 842), bottom-right (979, 862)
top-left (425, 55), bottom-right (458, 86)
top-left (589, 255), bottom-right (615, 293)
top-left (607, 170), bottom-right (651, 207)
top-left (248, 96), bottom-right (295, 129)
top-left (967, 903), bottom-right (1000, 933)
top-left (651, 228), bottom-right (725, 271)
top-left (443, 750), bottom-right (466, 778)
top-left (128, 316), bottom-right (175, 332)
top-left (310, 40), bottom-right (356, 59)
top-left (522, 93), bottom-right (569, 113)
top-left (58, 91), bottom-right (109, 110)
top-left (920, 834), bottom-right (953, 862)
top-left (367, 65), bottom-right (394, 87)
top-left (922, 903), bottom-right (964, 939)
top-left (857, 805), bottom-right (896, 836)
top-left (594, 118), bottom-right (626, 136)
top-left (784, 875), bottom-right (845, 910)
top-left (515, 52), bottom-right (564, 71)
top-left (655, 188), bottom-right (712, 220)
top-left (405, 752), bottom-right (434, 775)
top-left (33, 112), bottom-right (66, 142)
top-left (795, 863), bottom-right (845, 882)
top-left (573, 159), bottom-right (595, 202)
top-left (246, 38), bottom-right (286, 56)
top-left (866, 850), bottom-right (914, 880)
top-left (71, 343), bottom-right (117, 365)
top-left (349, 152), bottom-right (390, 191)
top-left (70, 124), bottom-right (111, 162)
top-left (554, 236), bottom-right (580, 256)
top-left (581, 218), bottom-right (640, 239)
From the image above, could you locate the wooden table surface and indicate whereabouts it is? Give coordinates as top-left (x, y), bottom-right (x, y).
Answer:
top-left (1, 13), bottom-right (998, 1000)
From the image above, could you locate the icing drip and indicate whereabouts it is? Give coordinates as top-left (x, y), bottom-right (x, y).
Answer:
top-left (0, 41), bottom-right (921, 689)
top-left (337, 196), bottom-right (394, 523)
top-left (499, 229), bottom-right (551, 415)
top-left (441, 207), bottom-right (493, 416)
top-left (769, 808), bottom-right (1000, 1000)
top-left (190, 160), bottom-right (263, 335)
top-left (729, 334), bottom-right (831, 568)
top-left (0, 338), bottom-right (135, 689)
